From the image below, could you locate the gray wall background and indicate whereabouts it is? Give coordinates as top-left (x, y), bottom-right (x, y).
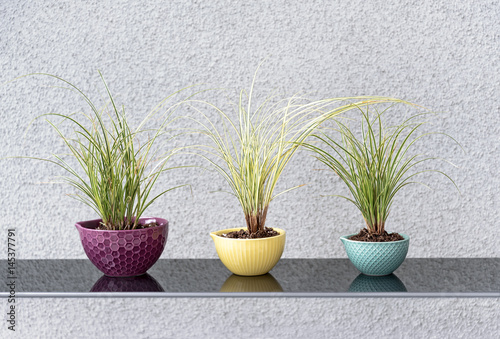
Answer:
top-left (1, 1), bottom-right (499, 338)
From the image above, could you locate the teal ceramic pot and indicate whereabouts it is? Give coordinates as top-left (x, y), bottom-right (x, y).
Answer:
top-left (340, 233), bottom-right (410, 276)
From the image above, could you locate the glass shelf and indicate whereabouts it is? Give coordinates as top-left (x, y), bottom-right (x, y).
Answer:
top-left (1, 259), bottom-right (499, 298)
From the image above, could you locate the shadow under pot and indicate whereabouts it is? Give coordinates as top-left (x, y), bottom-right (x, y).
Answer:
top-left (220, 273), bottom-right (283, 292)
top-left (75, 217), bottom-right (168, 277)
top-left (340, 233), bottom-right (410, 276)
top-left (348, 273), bottom-right (407, 292)
top-left (91, 273), bottom-right (164, 292)
top-left (210, 227), bottom-right (286, 276)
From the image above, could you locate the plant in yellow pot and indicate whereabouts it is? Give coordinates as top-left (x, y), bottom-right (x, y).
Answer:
top-left (188, 65), bottom-right (413, 276)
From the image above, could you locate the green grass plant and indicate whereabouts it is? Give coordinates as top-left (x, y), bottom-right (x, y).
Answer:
top-left (23, 72), bottom-right (188, 230)
top-left (303, 105), bottom-right (458, 235)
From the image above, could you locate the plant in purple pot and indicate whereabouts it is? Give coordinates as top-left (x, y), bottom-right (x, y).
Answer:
top-left (25, 72), bottom-right (187, 277)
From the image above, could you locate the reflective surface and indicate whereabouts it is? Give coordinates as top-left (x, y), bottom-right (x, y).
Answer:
top-left (1, 259), bottom-right (499, 297)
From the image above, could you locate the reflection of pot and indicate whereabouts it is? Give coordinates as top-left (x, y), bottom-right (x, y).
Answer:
top-left (340, 233), bottom-right (409, 276)
top-left (76, 217), bottom-right (168, 277)
top-left (91, 273), bottom-right (164, 292)
top-left (348, 273), bottom-right (407, 292)
top-left (210, 228), bottom-right (286, 276)
top-left (220, 273), bottom-right (283, 292)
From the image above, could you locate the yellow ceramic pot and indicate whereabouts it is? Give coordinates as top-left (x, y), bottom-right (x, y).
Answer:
top-left (210, 227), bottom-right (286, 276)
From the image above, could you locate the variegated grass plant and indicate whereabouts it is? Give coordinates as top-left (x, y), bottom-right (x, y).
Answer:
top-left (187, 68), bottom-right (413, 235)
top-left (303, 105), bottom-right (458, 236)
top-left (24, 72), bottom-right (188, 230)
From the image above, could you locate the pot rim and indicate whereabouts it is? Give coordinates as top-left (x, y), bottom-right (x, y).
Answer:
top-left (210, 227), bottom-right (286, 241)
top-left (75, 217), bottom-right (168, 232)
top-left (340, 232), bottom-right (410, 243)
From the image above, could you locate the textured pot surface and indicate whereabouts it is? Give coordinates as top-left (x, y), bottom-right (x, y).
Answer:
top-left (210, 227), bottom-right (286, 276)
top-left (75, 217), bottom-right (168, 277)
top-left (340, 233), bottom-right (410, 276)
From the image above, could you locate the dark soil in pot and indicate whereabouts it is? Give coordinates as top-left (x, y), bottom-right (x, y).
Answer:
top-left (219, 227), bottom-right (279, 239)
top-left (95, 221), bottom-right (158, 230)
top-left (349, 228), bottom-right (404, 242)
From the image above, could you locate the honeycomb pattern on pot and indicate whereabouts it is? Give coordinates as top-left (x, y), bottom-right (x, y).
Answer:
top-left (341, 234), bottom-right (409, 276)
top-left (76, 218), bottom-right (168, 277)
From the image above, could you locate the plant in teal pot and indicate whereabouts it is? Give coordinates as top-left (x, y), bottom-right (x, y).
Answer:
top-left (303, 105), bottom-right (457, 276)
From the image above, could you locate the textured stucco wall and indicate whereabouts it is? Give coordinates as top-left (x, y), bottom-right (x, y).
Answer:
top-left (8, 298), bottom-right (500, 339)
top-left (1, 1), bottom-right (499, 338)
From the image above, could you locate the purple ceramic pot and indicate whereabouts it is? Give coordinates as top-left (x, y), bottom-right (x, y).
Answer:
top-left (75, 217), bottom-right (168, 277)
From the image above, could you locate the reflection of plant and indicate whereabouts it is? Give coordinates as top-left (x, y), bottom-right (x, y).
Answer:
top-left (303, 105), bottom-right (458, 235)
top-left (27, 72), bottom-right (187, 230)
top-left (188, 67), bottom-right (412, 234)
